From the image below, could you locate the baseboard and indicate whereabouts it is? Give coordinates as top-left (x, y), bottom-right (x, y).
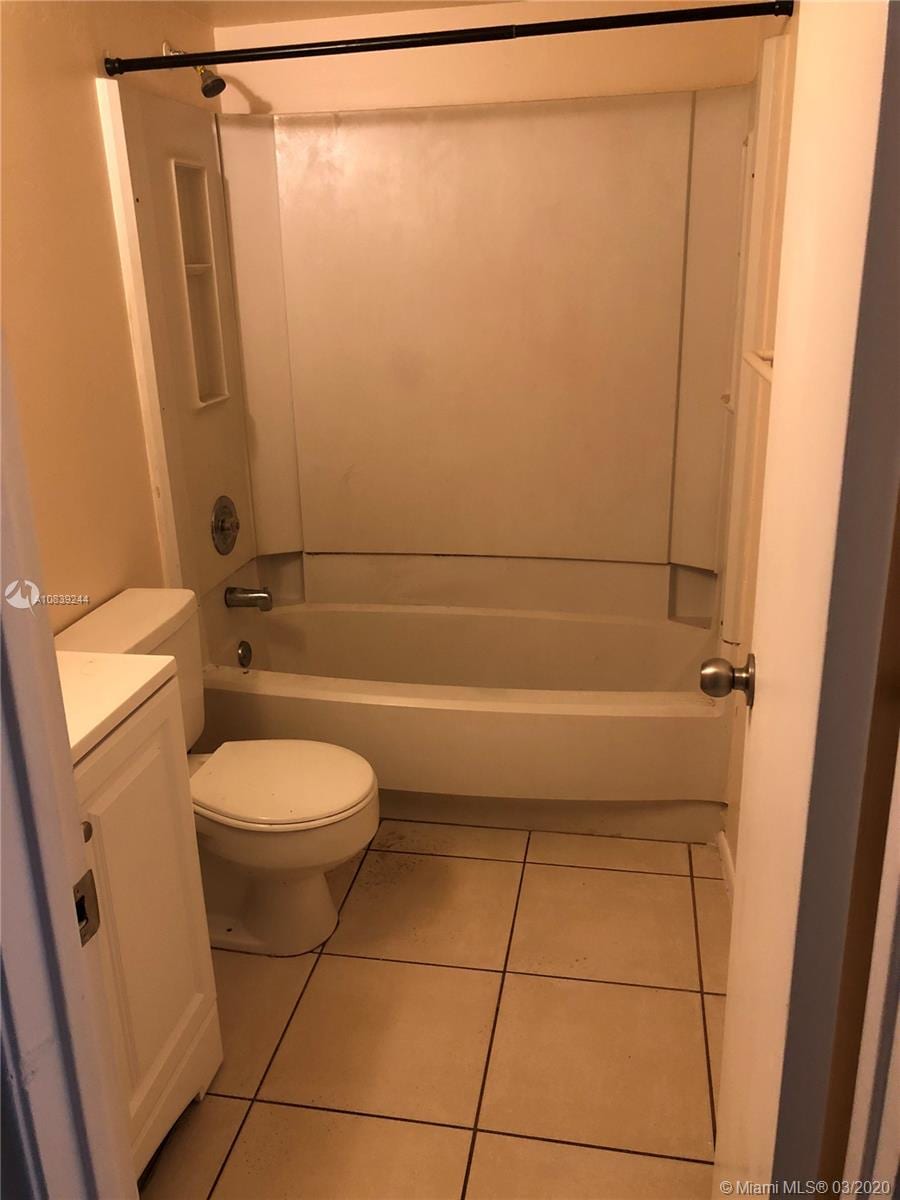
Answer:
top-left (717, 829), bottom-right (736, 901)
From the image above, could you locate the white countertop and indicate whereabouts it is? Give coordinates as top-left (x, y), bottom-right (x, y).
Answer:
top-left (56, 651), bottom-right (176, 763)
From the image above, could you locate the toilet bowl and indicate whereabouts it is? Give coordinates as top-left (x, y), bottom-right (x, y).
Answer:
top-left (189, 740), bottom-right (378, 955)
top-left (55, 588), bottom-right (379, 957)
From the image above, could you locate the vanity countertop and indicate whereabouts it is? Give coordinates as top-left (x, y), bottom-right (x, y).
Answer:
top-left (55, 650), bottom-right (175, 763)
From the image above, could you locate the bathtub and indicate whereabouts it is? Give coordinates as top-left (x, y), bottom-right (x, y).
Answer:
top-left (200, 603), bottom-right (730, 823)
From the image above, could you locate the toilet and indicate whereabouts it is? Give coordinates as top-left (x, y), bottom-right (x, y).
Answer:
top-left (56, 587), bottom-right (379, 955)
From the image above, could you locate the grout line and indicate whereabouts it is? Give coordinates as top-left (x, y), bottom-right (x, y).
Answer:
top-left (688, 841), bottom-right (718, 1147)
top-left (459, 831), bottom-right (532, 1199)
top-left (507, 969), bottom-right (703, 996)
top-left (205, 848), bottom-right (370, 1199)
top-left (315, 951), bottom-right (712, 997)
top-left (381, 814), bottom-right (714, 847)
top-left (371, 844), bottom-right (692, 878)
top-left (335, 847), bottom-right (372, 917)
top-left (205, 946), bottom-right (325, 1200)
top-left (244, 1097), bottom-right (471, 1132)
top-left (322, 950), bottom-right (502, 975)
top-left (524, 860), bottom-right (690, 879)
top-left (370, 846), bottom-right (525, 865)
top-left (476, 1126), bottom-right (716, 1167)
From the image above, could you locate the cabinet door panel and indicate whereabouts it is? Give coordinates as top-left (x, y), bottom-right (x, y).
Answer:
top-left (76, 681), bottom-right (216, 1142)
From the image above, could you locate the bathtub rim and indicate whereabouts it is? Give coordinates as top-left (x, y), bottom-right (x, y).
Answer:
top-left (204, 663), bottom-right (722, 719)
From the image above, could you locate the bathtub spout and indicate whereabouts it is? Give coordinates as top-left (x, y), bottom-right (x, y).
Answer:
top-left (224, 586), bottom-right (273, 612)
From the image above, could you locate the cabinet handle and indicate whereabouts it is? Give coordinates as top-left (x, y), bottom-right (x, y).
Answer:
top-left (82, 820), bottom-right (93, 843)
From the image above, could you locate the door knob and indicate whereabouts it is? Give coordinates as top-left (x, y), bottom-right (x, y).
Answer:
top-left (700, 653), bottom-right (755, 707)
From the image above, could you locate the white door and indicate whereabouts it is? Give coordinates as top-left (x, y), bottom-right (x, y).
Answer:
top-left (76, 679), bottom-right (218, 1174)
top-left (715, 0), bottom-right (891, 1187)
top-left (1, 369), bottom-right (138, 1198)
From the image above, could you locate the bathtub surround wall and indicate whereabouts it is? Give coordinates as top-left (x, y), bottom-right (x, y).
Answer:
top-left (283, 93), bottom-right (688, 563)
top-left (217, 116), bottom-right (302, 558)
top-left (219, 83), bottom-right (751, 617)
top-left (109, 85), bottom-right (259, 600)
top-left (302, 554), bottom-right (670, 618)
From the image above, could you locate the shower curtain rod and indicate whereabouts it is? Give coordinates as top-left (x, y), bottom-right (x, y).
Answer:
top-left (104, 0), bottom-right (793, 77)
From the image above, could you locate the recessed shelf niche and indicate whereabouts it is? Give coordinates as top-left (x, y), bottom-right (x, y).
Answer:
top-left (173, 161), bottom-right (228, 406)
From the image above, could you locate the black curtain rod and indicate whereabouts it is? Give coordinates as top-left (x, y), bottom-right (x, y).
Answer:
top-left (105, 1), bottom-right (793, 77)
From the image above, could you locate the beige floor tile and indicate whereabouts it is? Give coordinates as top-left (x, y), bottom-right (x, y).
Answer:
top-left (509, 865), bottom-right (699, 989)
top-left (212, 1103), bottom-right (470, 1200)
top-left (210, 950), bottom-right (315, 1098)
top-left (259, 955), bottom-right (499, 1125)
top-left (480, 974), bottom-right (713, 1161)
top-left (705, 993), bottom-right (726, 1111)
top-left (141, 1096), bottom-right (248, 1200)
top-left (467, 1133), bottom-right (713, 1200)
top-left (694, 878), bottom-right (731, 993)
top-left (326, 851), bottom-right (364, 908)
top-left (690, 843), bottom-right (723, 879)
top-left (373, 819), bottom-right (528, 861)
top-left (529, 832), bottom-right (689, 875)
top-left (327, 851), bottom-right (521, 969)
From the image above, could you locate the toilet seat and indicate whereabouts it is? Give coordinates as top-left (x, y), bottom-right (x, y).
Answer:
top-left (190, 739), bottom-right (378, 833)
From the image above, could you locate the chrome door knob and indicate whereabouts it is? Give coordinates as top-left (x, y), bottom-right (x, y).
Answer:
top-left (700, 653), bottom-right (755, 707)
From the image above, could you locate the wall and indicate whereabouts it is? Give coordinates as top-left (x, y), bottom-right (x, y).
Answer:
top-left (221, 82), bottom-right (751, 614)
top-left (215, 2), bottom-right (776, 618)
top-left (280, 91), bottom-right (691, 563)
top-left (216, 1), bottom-right (783, 114)
top-left (1, 2), bottom-right (216, 631)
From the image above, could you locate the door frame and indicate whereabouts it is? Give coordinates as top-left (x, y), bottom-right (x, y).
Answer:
top-left (715, 0), bottom-right (897, 1187)
top-left (1, 370), bottom-right (137, 1199)
top-left (774, 0), bottom-right (899, 1175)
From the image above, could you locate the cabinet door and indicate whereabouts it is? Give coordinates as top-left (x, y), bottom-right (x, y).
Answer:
top-left (76, 679), bottom-right (216, 1153)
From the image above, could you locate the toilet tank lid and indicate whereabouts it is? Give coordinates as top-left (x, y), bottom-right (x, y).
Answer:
top-left (55, 588), bottom-right (197, 655)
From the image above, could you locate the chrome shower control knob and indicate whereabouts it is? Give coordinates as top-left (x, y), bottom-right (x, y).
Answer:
top-left (699, 654), bottom-right (755, 707)
top-left (211, 495), bottom-right (240, 555)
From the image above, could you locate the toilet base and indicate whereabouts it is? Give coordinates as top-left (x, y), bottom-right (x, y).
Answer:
top-left (195, 784), bottom-right (379, 957)
top-left (203, 861), bottom-right (340, 956)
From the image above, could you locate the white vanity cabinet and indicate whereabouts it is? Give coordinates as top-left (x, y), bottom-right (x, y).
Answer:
top-left (56, 651), bottom-right (221, 1176)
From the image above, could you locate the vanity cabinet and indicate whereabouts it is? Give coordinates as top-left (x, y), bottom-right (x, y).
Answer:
top-left (58, 652), bottom-right (221, 1175)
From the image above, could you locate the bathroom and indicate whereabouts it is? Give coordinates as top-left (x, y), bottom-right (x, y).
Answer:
top-left (2, 2), bottom-right (897, 1199)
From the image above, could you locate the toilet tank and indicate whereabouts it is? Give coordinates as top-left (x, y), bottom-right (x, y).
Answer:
top-left (55, 589), bottom-right (205, 748)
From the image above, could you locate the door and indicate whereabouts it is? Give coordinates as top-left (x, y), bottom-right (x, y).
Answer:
top-left (76, 680), bottom-right (218, 1173)
top-left (1, 368), bottom-right (138, 1199)
top-left (715, 0), bottom-right (892, 1187)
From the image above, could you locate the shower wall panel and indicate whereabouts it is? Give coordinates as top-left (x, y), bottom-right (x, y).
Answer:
top-left (276, 93), bottom-right (691, 564)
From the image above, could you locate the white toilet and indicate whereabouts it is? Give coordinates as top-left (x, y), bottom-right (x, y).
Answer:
top-left (56, 588), bottom-right (379, 955)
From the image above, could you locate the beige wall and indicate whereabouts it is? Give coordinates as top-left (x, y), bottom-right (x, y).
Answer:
top-left (217, 1), bottom-right (784, 114)
top-left (1, 1), bottom-right (215, 631)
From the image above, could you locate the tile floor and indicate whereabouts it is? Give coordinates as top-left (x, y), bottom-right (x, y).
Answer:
top-left (141, 821), bottom-right (731, 1200)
